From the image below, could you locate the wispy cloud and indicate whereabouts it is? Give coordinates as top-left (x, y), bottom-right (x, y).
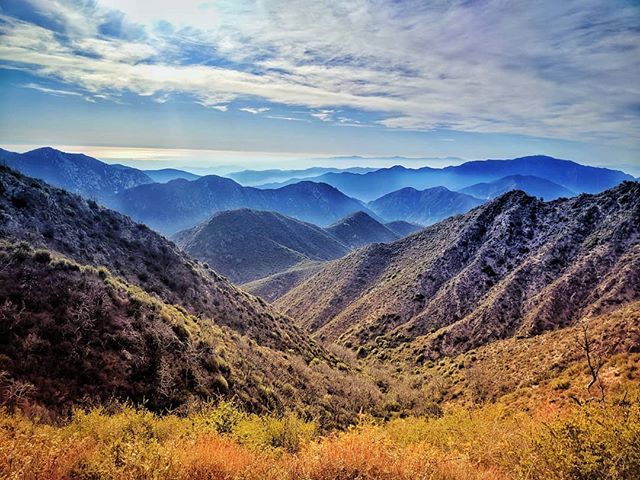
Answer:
top-left (0, 0), bottom-right (638, 144)
top-left (266, 115), bottom-right (308, 122)
top-left (239, 107), bottom-right (270, 114)
top-left (21, 82), bottom-right (82, 97)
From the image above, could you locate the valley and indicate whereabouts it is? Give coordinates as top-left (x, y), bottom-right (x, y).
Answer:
top-left (1, 148), bottom-right (638, 479)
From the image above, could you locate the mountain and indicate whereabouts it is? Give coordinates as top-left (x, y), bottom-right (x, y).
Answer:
top-left (242, 261), bottom-right (325, 302)
top-left (277, 182), bottom-right (640, 363)
top-left (227, 166), bottom-right (375, 186)
top-left (266, 156), bottom-right (633, 201)
top-left (172, 209), bottom-right (349, 284)
top-left (142, 168), bottom-right (200, 183)
top-left (0, 147), bottom-right (153, 200)
top-left (108, 178), bottom-right (374, 235)
top-left (325, 211), bottom-right (399, 249)
top-left (384, 221), bottom-right (422, 237)
top-left (459, 175), bottom-right (575, 200)
top-left (368, 186), bottom-right (484, 225)
top-left (0, 166), bottom-right (374, 417)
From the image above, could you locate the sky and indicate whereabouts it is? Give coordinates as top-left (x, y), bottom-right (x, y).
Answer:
top-left (0, 0), bottom-right (639, 173)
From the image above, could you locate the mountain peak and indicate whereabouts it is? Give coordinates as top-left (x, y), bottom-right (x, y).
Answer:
top-left (326, 210), bottom-right (398, 249)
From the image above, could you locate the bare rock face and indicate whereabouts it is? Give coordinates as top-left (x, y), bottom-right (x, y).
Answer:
top-left (279, 182), bottom-right (640, 360)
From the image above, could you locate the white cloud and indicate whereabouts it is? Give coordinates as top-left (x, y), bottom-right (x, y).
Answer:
top-left (1, 0), bottom-right (638, 144)
top-left (22, 82), bottom-right (82, 97)
top-left (239, 107), bottom-right (270, 114)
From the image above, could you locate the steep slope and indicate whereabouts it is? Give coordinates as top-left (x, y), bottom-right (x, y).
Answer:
top-left (460, 175), bottom-right (575, 200)
top-left (0, 243), bottom-right (381, 420)
top-left (271, 156), bottom-right (632, 201)
top-left (142, 168), bottom-right (200, 183)
top-left (278, 182), bottom-right (640, 362)
top-left (368, 186), bottom-right (483, 225)
top-left (0, 167), bottom-right (315, 354)
top-left (0, 147), bottom-right (152, 200)
top-left (108, 177), bottom-right (372, 235)
top-left (0, 167), bottom-right (379, 419)
top-left (384, 221), bottom-right (422, 237)
top-left (172, 209), bottom-right (349, 283)
top-left (325, 211), bottom-right (399, 248)
top-left (242, 261), bottom-right (325, 302)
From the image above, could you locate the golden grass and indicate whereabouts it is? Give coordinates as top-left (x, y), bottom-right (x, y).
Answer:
top-left (1, 395), bottom-right (638, 480)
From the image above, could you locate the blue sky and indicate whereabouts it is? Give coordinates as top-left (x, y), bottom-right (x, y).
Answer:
top-left (0, 0), bottom-right (639, 172)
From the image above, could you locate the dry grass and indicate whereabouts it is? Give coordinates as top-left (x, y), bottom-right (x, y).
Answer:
top-left (1, 393), bottom-right (638, 480)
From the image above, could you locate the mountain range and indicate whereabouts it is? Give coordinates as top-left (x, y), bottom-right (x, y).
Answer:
top-left (259, 155), bottom-right (633, 201)
top-left (1, 161), bottom-right (639, 427)
top-left (227, 166), bottom-right (376, 186)
top-left (278, 182), bottom-right (640, 363)
top-left (108, 177), bottom-right (375, 235)
top-left (1, 147), bottom-right (634, 240)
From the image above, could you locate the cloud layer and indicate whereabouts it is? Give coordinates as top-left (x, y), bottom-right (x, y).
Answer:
top-left (1, 0), bottom-right (639, 144)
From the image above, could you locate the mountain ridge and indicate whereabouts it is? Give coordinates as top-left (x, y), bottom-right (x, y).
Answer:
top-left (459, 174), bottom-right (576, 200)
top-left (259, 155), bottom-right (633, 201)
top-left (172, 209), bottom-right (350, 284)
top-left (368, 186), bottom-right (483, 225)
top-left (0, 147), bottom-right (153, 200)
top-left (108, 177), bottom-right (376, 234)
top-left (278, 182), bottom-right (640, 363)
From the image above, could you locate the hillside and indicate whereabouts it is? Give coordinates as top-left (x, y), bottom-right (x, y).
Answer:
top-left (0, 147), bottom-right (152, 200)
top-left (278, 182), bottom-right (640, 362)
top-left (0, 167), bottom-right (382, 419)
top-left (460, 174), bottom-right (575, 200)
top-left (368, 186), bottom-right (483, 225)
top-left (0, 167), bottom-right (325, 352)
top-left (384, 220), bottom-right (422, 237)
top-left (268, 156), bottom-right (632, 201)
top-left (325, 211), bottom-right (399, 248)
top-left (242, 261), bottom-right (325, 302)
top-left (108, 177), bottom-right (372, 234)
top-left (173, 209), bottom-right (349, 283)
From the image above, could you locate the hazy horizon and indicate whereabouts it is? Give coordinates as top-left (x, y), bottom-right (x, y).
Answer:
top-left (3, 144), bottom-right (639, 177)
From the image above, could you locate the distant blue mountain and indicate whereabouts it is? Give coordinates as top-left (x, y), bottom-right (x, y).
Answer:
top-left (368, 186), bottom-right (484, 225)
top-left (459, 174), bottom-right (575, 201)
top-left (142, 168), bottom-right (200, 183)
top-left (263, 155), bottom-right (633, 201)
top-left (0, 147), bottom-right (153, 200)
top-left (227, 166), bottom-right (376, 186)
top-left (107, 177), bottom-right (376, 235)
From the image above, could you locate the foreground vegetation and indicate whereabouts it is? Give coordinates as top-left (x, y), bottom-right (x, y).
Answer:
top-left (2, 394), bottom-right (639, 480)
